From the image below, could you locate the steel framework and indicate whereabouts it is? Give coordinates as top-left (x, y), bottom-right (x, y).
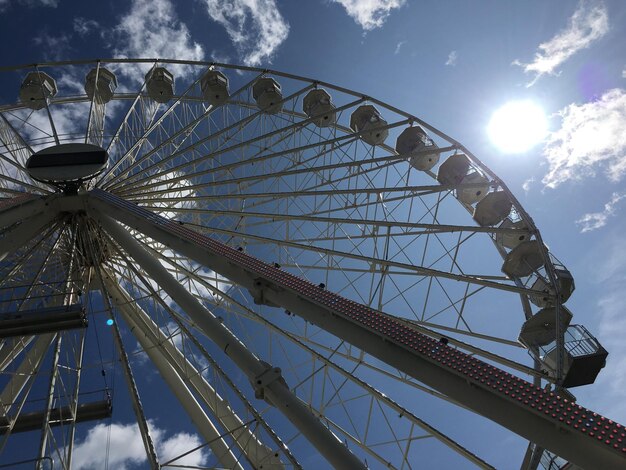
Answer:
top-left (0, 59), bottom-right (622, 469)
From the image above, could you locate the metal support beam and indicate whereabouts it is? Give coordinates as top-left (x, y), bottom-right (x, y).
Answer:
top-left (37, 334), bottom-right (62, 467)
top-left (0, 305), bottom-right (87, 338)
top-left (103, 282), bottom-right (244, 469)
top-left (92, 206), bottom-right (366, 470)
top-left (109, 311), bottom-right (161, 469)
top-left (102, 273), bottom-right (284, 469)
top-left (0, 204), bottom-right (59, 263)
top-left (0, 400), bottom-right (112, 434)
top-left (87, 189), bottom-right (626, 470)
top-left (0, 336), bottom-right (34, 372)
top-left (0, 334), bottom-right (54, 418)
top-left (0, 194), bottom-right (47, 229)
top-left (85, 63), bottom-right (106, 147)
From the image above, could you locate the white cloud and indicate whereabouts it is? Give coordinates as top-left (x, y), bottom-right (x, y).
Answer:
top-left (159, 430), bottom-right (208, 466)
top-left (72, 421), bottom-right (208, 469)
top-left (202, 0), bottom-right (289, 66)
top-left (332, 0), bottom-right (406, 31)
top-left (445, 50), bottom-right (457, 66)
top-left (622, 68), bottom-right (626, 79)
top-left (394, 40), bottom-right (406, 55)
top-left (331, 0), bottom-right (406, 30)
top-left (19, 0), bottom-right (59, 6)
top-left (542, 88), bottom-right (626, 187)
top-left (72, 422), bottom-right (147, 470)
top-left (73, 17), bottom-right (100, 36)
top-left (113, 0), bottom-right (204, 80)
top-left (32, 31), bottom-right (73, 60)
top-left (0, 0), bottom-right (59, 8)
top-left (576, 192), bottom-right (626, 232)
top-left (514, 1), bottom-right (608, 86)
top-left (522, 177), bottom-right (535, 193)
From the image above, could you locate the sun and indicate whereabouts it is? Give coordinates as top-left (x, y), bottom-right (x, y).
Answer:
top-left (487, 100), bottom-right (548, 154)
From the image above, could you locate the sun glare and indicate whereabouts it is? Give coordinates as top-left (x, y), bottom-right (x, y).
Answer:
top-left (487, 100), bottom-right (548, 154)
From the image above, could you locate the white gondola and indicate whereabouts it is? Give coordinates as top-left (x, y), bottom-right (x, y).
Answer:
top-left (85, 67), bottom-right (118, 103)
top-left (456, 172), bottom-right (489, 205)
top-left (19, 71), bottom-right (57, 110)
top-left (201, 70), bottom-right (229, 107)
top-left (518, 306), bottom-right (573, 349)
top-left (530, 269), bottom-right (575, 307)
top-left (350, 105), bottom-right (388, 146)
top-left (395, 126), bottom-right (439, 171)
top-left (253, 77), bottom-right (283, 114)
top-left (495, 218), bottom-right (529, 249)
top-left (436, 153), bottom-right (470, 186)
top-left (501, 240), bottom-right (545, 278)
top-left (437, 153), bottom-right (489, 204)
top-left (303, 89), bottom-right (336, 127)
top-left (146, 67), bottom-right (174, 103)
top-left (473, 191), bottom-right (512, 226)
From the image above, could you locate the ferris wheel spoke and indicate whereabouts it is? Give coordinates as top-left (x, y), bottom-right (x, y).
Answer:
top-left (116, 142), bottom-right (449, 202)
top-left (99, 70), bottom-right (267, 190)
top-left (99, 86), bottom-right (161, 187)
top-left (149, 205), bottom-right (524, 238)
top-left (99, 218), bottom-right (367, 468)
top-left (101, 94), bottom-right (205, 191)
top-left (0, 209), bottom-right (61, 265)
top-left (84, 64), bottom-right (107, 148)
top-left (99, 62), bottom-right (206, 185)
top-left (0, 333), bottom-right (57, 455)
top-left (0, 225), bottom-right (58, 292)
top-left (129, 248), bottom-right (494, 468)
top-left (12, 222), bottom-right (69, 311)
top-left (105, 259), bottom-right (303, 468)
top-left (181, 221), bottom-right (532, 296)
top-left (0, 114), bottom-right (52, 195)
top-left (120, 181), bottom-right (488, 205)
top-left (107, 80), bottom-right (320, 194)
top-left (113, 111), bottom-right (424, 198)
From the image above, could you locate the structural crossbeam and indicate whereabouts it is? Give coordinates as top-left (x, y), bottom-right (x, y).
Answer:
top-left (85, 188), bottom-right (626, 470)
top-left (0, 400), bottom-right (112, 434)
top-left (0, 193), bottom-right (44, 229)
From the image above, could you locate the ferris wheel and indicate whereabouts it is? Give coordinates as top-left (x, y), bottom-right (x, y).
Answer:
top-left (0, 59), bottom-right (623, 469)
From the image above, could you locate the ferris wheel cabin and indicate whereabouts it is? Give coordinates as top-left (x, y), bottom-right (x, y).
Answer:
top-left (85, 67), bottom-right (118, 103)
top-left (19, 71), bottom-right (57, 110)
top-left (145, 66), bottom-right (174, 103)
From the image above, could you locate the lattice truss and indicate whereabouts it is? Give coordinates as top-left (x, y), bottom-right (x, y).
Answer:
top-left (0, 59), bottom-right (620, 470)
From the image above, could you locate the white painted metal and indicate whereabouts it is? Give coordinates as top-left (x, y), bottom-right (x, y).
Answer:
top-left (0, 208), bottom-right (59, 262)
top-left (0, 337), bottom-right (34, 372)
top-left (95, 210), bottom-right (367, 470)
top-left (102, 273), bottom-right (284, 469)
top-left (94, 258), bottom-right (161, 470)
top-left (0, 59), bottom-right (605, 469)
top-left (0, 196), bottom-right (49, 231)
top-left (0, 334), bottom-right (54, 418)
top-left (88, 190), bottom-right (623, 469)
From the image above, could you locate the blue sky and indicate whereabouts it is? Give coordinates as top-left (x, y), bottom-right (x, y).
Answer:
top-left (1, 0), bottom-right (626, 468)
